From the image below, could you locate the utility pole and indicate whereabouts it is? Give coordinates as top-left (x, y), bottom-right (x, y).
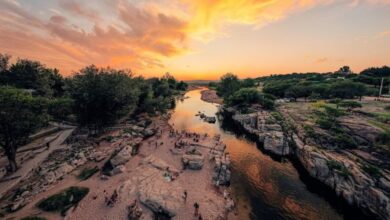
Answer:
top-left (379, 77), bottom-right (384, 98)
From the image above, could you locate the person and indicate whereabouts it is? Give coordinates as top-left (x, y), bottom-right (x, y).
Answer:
top-left (198, 213), bottom-right (203, 220)
top-left (46, 142), bottom-right (50, 149)
top-left (194, 202), bottom-right (199, 216)
top-left (182, 190), bottom-right (187, 202)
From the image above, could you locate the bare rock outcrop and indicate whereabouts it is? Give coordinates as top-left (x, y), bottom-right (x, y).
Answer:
top-left (225, 107), bottom-right (390, 219)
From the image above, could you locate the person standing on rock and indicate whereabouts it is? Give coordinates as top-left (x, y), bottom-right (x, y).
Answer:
top-left (194, 202), bottom-right (199, 216)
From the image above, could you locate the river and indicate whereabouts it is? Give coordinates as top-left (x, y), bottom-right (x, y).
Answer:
top-left (169, 88), bottom-right (365, 220)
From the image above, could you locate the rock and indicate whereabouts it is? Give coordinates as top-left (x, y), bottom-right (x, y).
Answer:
top-left (205, 116), bottom-right (216, 123)
top-left (110, 145), bottom-right (133, 167)
top-left (111, 165), bottom-right (126, 175)
top-left (10, 198), bottom-right (25, 211)
top-left (100, 174), bottom-right (109, 180)
top-left (137, 167), bottom-right (183, 217)
top-left (225, 198), bottom-right (235, 212)
top-left (54, 163), bottom-right (74, 179)
top-left (182, 154), bottom-right (204, 170)
top-left (142, 155), bottom-right (179, 174)
top-left (142, 129), bottom-right (155, 138)
top-left (263, 131), bottom-right (290, 156)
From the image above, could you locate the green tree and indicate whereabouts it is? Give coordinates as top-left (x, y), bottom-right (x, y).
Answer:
top-left (0, 87), bottom-right (48, 172)
top-left (339, 100), bottom-right (362, 111)
top-left (241, 78), bottom-right (256, 88)
top-left (67, 66), bottom-right (139, 133)
top-left (48, 98), bottom-right (74, 121)
top-left (227, 88), bottom-right (274, 110)
top-left (217, 73), bottom-right (240, 98)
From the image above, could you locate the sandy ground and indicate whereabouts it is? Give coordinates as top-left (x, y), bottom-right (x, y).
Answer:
top-left (6, 116), bottom-right (232, 220)
top-left (200, 90), bottom-right (223, 105)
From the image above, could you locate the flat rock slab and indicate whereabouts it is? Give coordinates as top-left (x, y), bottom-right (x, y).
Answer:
top-left (127, 165), bottom-right (183, 217)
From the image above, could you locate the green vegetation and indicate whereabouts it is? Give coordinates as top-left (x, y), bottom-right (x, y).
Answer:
top-left (77, 166), bottom-right (99, 180)
top-left (0, 54), bottom-right (187, 172)
top-left (258, 66), bottom-right (390, 100)
top-left (37, 187), bottom-right (89, 216)
top-left (226, 88), bottom-right (275, 110)
top-left (0, 87), bottom-right (49, 172)
top-left (327, 160), bottom-right (351, 178)
top-left (361, 164), bottom-right (383, 179)
top-left (216, 73), bottom-right (275, 111)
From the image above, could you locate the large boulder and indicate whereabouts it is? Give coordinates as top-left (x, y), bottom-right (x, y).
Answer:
top-left (263, 131), bottom-right (290, 156)
top-left (182, 154), bottom-right (204, 170)
top-left (135, 166), bottom-right (183, 217)
top-left (110, 145), bottom-right (133, 167)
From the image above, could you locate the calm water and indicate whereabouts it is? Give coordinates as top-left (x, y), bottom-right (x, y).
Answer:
top-left (169, 88), bottom-right (360, 220)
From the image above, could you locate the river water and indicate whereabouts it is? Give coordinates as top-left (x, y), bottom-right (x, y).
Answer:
top-left (169, 88), bottom-right (361, 220)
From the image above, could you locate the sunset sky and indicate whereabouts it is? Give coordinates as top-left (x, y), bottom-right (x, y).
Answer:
top-left (0, 0), bottom-right (389, 80)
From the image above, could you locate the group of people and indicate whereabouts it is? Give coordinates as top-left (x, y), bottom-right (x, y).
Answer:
top-left (104, 190), bottom-right (118, 207)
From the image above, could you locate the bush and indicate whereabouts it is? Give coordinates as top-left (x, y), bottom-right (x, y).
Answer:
top-left (362, 164), bottom-right (383, 179)
top-left (78, 167), bottom-right (99, 180)
top-left (333, 133), bottom-right (358, 148)
top-left (327, 160), bottom-right (351, 177)
top-left (377, 131), bottom-right (390, 145)
top-left (37, 187), bottom-right (89, 215)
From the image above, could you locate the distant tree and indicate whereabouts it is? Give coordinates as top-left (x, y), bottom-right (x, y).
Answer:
top-left (217, 73), bottom-right (241, 98)
top-left (0, 86), bottom-right (48, 172)
top-left (339, 100), bottom-right (362, 112)
top-left (263, 80), bottom-right (295, 98)
top-left (176, 80), bottom-right (188, 91)
top-left (48, 97), bottom-right (74, 121)
top-left (227, 88), bottom-right (274, 110)
top-left (329, 80), bottom-right (367, 99)
top-left (241, 78), bottom-right (256, 88)
top-left (0, 53), bottom-right (11, 84)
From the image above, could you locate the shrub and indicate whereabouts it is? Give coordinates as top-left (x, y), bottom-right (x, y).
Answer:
top-left (334, 134), bottom-right (358, 148)
top-left (78, 166), bottom-right (99, 180)
top-left (37, 187), bottom-right (89, 215)
top-left (377, 131), bottom-right (390, 146)
top-left (327, 160), bottom-right (351, 177)
top-left (362, 164), bottom-right (383, 179)
top-left (303, 125), bottom-right (316, 137)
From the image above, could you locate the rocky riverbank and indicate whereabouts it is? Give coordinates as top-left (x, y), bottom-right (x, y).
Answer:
top-left (1, 114), bottom-right (234, 219)
top-left (222, 106), bottom-right (390, 220)
top-left (201, 89), bottom-right (223, 104)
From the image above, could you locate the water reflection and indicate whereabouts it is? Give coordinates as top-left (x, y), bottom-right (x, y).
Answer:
top-left (169, 88), bottom-right (344, 220)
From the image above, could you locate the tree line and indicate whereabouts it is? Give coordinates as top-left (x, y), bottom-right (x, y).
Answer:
top-left (0, 53), bottom-right (187, 172)
top-left (213, 65), bottom-right (390, 112)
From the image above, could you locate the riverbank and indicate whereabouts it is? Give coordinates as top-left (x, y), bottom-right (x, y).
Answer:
top-left (221, 105), bottom-right (390, 220)
top-left (201, 89), bottom-right (223, 104)
top-left (1, 113), bottom-right (234, 219)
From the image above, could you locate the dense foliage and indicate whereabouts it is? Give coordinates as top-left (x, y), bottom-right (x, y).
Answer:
top-left (0, 87), bottom-right (49, 171)
top-left (0, 53), bottom-right (187, 172)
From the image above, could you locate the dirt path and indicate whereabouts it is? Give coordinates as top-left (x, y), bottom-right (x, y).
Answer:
top-left (0, 128), bottom-right (75, 199)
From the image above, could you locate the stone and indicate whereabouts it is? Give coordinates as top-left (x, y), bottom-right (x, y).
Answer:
top-left (100, 174), bottom-right (109, 180)
top-left (263, 131), bottom-right (290, 156)
top-left (142, 129), bottom-right (155, 138)
top-left (111, 165), bottom-right (126, 175)
top-left (137, 168), bottom-right (183, 217)
top-left (182, 154), bottom-right (204, 170)
top-left (110, 145), bottom-right (133, 167)
top-left (10, 198), bottom-right (25, 211)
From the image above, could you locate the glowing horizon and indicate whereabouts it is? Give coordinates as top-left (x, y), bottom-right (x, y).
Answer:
top-left (0, 0), bottom-right (389, 80)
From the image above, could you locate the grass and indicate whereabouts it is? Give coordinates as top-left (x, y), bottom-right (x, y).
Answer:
top-left (37, 187), bottom-right (89, 216)
top-left (77, 166), bottom-right (99, 180)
